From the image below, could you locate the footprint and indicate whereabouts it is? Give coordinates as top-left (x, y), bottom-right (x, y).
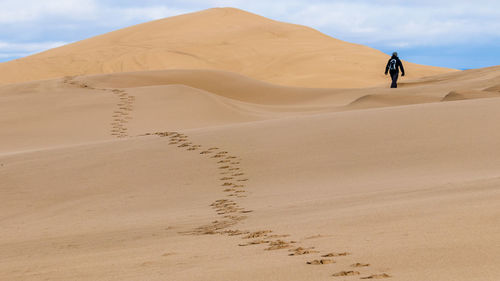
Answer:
top-left (238, 240), bottom-right (270, 246)
top-left (219, 166), bottom-right (230, 169)
top-left (186, 219), bottom-right (239, 235)
top-left (322, 252), bottom-right (350, 257)
top-left (351, 263), bottom-right (370, 268)
top-left (224, 215), bottom-right (246, 222)
top-left (220, 177), bottom-right (233, 180)
top-left (332, 271), bottom-right (360, 277)
top-left (265, 240), bottom-right (292, 250)
top-left (360, 273), bottom-right (391, 279)
top-left (306, 259), bottom-right (335, 265)
top-left (221, 230), bottom-right (250, 236)
top-left (243, 230), bottom-right (272, 239)
top-left (288, 247), bottom-right (319, 256)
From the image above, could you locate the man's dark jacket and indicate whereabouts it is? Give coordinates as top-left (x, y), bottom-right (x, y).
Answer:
top-left (385, 56), bottom-right (405, 76)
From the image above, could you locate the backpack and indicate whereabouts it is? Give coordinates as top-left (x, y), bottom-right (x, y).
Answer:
top-left (389, 59), bottom-right (397, 71)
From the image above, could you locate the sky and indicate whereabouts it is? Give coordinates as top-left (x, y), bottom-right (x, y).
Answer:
top-left (1, 0), bottom-right (500, 69)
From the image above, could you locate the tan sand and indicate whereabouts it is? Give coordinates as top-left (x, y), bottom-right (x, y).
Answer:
top-left (0, 8), bottom-right (454, 88)
top-left (1, 65), bottom-right (500, 281)
top-left (1, 7), bottom-right (499, 281)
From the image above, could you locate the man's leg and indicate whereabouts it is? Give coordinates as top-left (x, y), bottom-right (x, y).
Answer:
top-left (391, 71), bottom-right (399, 88)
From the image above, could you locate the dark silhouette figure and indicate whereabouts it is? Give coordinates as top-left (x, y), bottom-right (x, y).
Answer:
top-left (385, 52), bottom-right (405, 88)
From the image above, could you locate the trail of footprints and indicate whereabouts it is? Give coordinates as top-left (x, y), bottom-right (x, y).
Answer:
top-left (66, 75), bottom-right (391, 278)
top-left (110, 89), bottom-right (134, 138)
top-left (63, 76), bottom-right (135, 138)
top-left (151, 131), bottom-right (391, 279)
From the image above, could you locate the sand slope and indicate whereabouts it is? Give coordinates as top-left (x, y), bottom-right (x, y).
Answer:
top-left (0, 8), bottom-right (454, 88)
top-left (1, 65), bottom-right (500, 280)
top-left (2, 66), bottom-right (500, 153)
top-left (2, 95), bottom-right (499, 281)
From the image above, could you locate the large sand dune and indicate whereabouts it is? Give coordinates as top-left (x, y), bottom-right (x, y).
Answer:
top-left (2, 66), bottom-right (499, 153)
top-left (0, 8), bottom-right (454, 88)
top-left (1, 7), bottom-right (499, 281)
top-left (2, 65), bottom-right (500, 280)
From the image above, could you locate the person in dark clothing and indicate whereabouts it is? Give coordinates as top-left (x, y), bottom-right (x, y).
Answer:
top-left (385, 52), bottom-right (405, 88)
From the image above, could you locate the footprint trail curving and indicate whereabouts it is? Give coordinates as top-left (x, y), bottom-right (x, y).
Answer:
top-left (69, 78), bottom-right (392, 279)
top-left (63, 76), bottom-right (135, 138)
top-left (151, 132), bottom-right (392, 279)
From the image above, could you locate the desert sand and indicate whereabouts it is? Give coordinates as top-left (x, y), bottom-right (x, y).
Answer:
top-left (0, 8), bottom-right (453, 88)
top-left (1, 7), bottom-right (499, 281)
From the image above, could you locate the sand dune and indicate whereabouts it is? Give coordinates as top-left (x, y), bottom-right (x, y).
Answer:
top-left (1, 7), bottom-right (499, 281)
top-left (441, 90), bottom-right (500, 101)
top-left (63, 65), bottom-right (500, 107)
top-left (2, 92), bottom-right (499, 280)
top-left (0, 8), bottom-right (454, 88)
top-left (2, 65), bottom-right (500, 153)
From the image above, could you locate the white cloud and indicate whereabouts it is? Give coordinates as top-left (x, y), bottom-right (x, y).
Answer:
top-left (0, 0), bottom-right (98, 23)
top-left (0, 0), bottom-right (188, 25)
top-left (222, 0), bottom-right (500, 47)
top-left (111, 6), bottom-right (188, 22)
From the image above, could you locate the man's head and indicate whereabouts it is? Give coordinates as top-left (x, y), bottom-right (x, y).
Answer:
top-left (392, 52), bottom-right (398, 57)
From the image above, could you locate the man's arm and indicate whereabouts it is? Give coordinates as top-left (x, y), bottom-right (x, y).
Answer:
top-left (385, 60), bottom-right (390, 75)
top-left (399, 59), bottom-right (405, 76)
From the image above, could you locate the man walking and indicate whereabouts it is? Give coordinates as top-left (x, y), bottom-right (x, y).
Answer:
top-left (385, 52), bottom-right (405, 88)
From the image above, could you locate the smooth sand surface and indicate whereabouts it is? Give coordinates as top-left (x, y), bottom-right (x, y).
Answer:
top-left (0, 8), bottom-right (454, 88)
top-left (1, 7), bottom-right (499, 281)
top-left (2, 65), bottom-right (500, 281)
